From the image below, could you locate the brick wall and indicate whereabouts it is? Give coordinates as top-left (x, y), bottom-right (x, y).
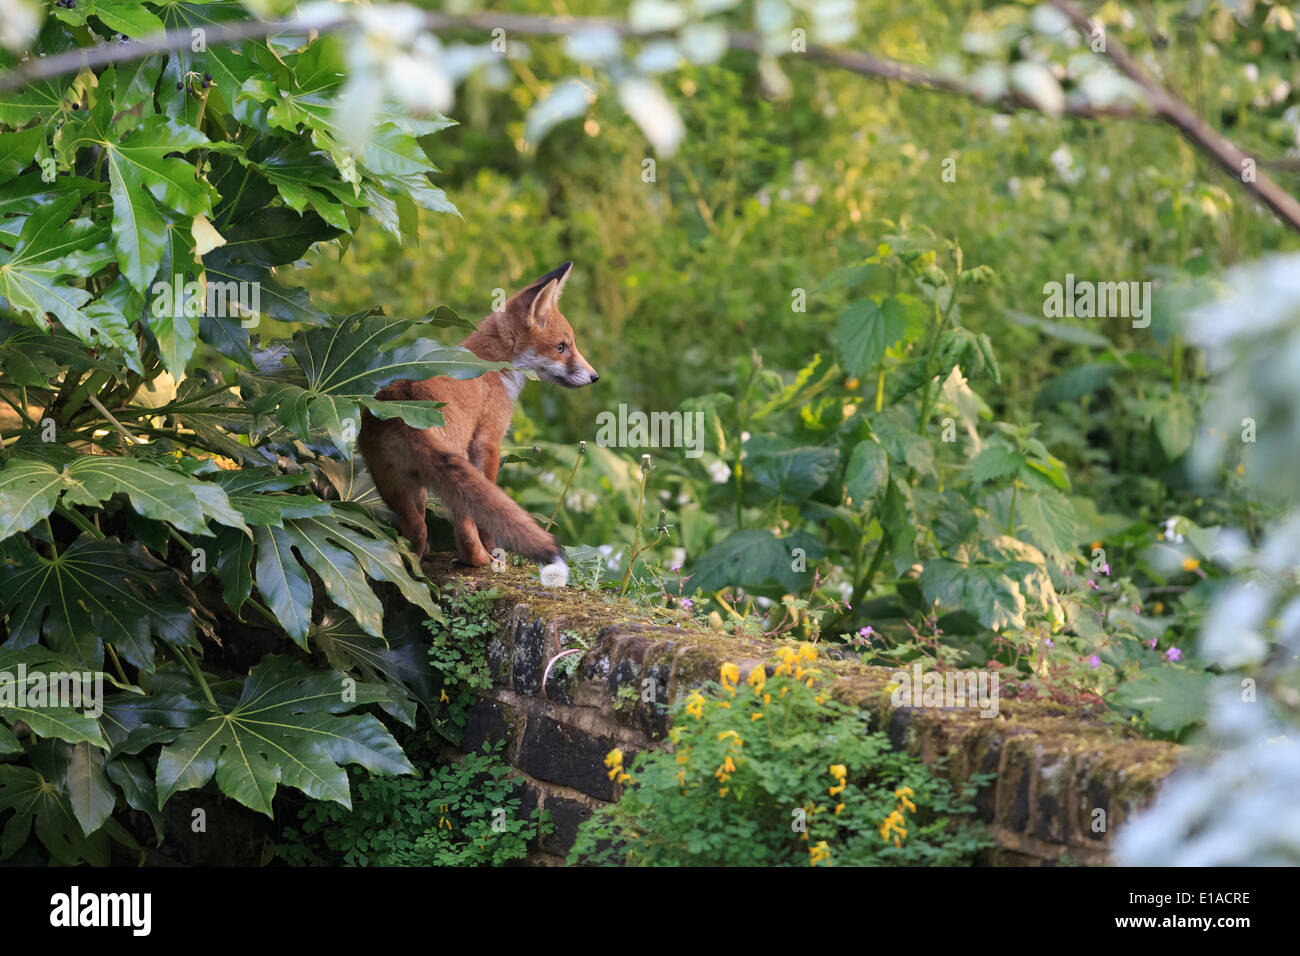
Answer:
top-left (431, 562), bottom-right (1182, 866)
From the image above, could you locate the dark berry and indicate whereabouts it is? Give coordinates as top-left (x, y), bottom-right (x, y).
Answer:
top-left (71, 102), bottom-right (79, 110)
top-left (203, 73), bottom-right (211, 81)
top-left (176, 81), bottom-right (184, 90)
top-left (201, 80), bottom-right (210, 89)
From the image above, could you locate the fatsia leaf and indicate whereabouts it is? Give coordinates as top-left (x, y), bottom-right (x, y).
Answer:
top-left (0, 193), bottom-right (108, 337)
top-left (242, 314), bottom-right (501, 453)
top-left (65, 741), bottom-right (115, 837)
top-left (0, 452), bottom-right (250, 540)
top-left (0, 536), bottom-right (201, 672)
top-left (0, 765), bottom-right (110, 864)
top-left (313, 606), bottom-right (437, 725)
top-left (59, 110), bottom-right (215, 291)
top-left (155, 655), bottom-right (414, 816)
top-left (0, 648), bottom-right (109, 748)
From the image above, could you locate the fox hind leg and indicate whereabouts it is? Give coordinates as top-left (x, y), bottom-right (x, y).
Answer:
top-left (452, 513), bottom-right (492, 567)
top-left (392, 486), bottom-right (429, 559)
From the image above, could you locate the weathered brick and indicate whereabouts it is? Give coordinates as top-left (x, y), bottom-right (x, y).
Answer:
top-left (518, 716), bottom-right (618, 800)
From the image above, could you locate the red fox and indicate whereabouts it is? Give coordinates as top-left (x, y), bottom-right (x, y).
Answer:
top-left (358, 262), bottom-right (598, 586)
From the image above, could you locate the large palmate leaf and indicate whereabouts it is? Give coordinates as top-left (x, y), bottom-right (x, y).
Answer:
top-left (242, 313), bottom-right (502, 453)
top-left (0, 452), bottom-right (250, 541)
top-left (0, 193), bottom-right (116, 343)
top-left (314, 606), bottom-right (438, 726)
top-left (0, 765), bottom-right (111, 864)
top-left (58, 98), bottom-right (216, 293)
top-left (155, 655), bottom-right (414, 816)
top-left (0, 648), bottom-right (109, 748)
top-left (0, 536), bottom-right (201, 672)
top-left (244, 504), bottom-right (434, 648)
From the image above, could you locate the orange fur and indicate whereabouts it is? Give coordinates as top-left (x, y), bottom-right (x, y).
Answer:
top-left (358, 263), bottom-right (598, 574)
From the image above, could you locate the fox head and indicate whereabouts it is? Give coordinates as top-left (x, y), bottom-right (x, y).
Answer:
top-left (503, 262), bottom-right (599, 388)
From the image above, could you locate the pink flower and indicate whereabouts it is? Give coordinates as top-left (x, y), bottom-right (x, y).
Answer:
top-left (671, 564), bottom-right (682, 573)
top-left (1045, 638), bottom-right (1054, 648)
top-left (1088, 655), bottom-right (1101, 670)
top-left (1166, 647), bottom-right (1181, 663)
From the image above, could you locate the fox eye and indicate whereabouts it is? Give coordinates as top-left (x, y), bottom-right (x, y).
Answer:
top-left (555, 343), bottom-right (567, 353)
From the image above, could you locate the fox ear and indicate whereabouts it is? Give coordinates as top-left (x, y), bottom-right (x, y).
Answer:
top-left (517, 262), bottom-right (573, 329)
top-left (524, 279), bottom-right (560, 330)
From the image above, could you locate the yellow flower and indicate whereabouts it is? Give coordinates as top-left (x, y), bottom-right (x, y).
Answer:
top-left (894, 786), bottom-right (913, 798)
top-left (780, 686), bottom-right (789, 697)
top-left (751, 712), bottom-right (763, 722)
top-left (798, 643), bottom-right (818, 661)
top-left (831, 764), bottom-right (847, 781)
top-left (1181, 556), bottom-right (1200, 572)
top-left (814, 696), bottom-right (824, 705)
top-left (763, 693), bottom-right (771, 705)
top-left (1236, 463), bottom-right (1245, 475)
top-left (717, 731), bottom-right (741, 744)
top-left (604, 749), bottom-right (624, 769)
top-left (677, 753), bottom-right (690, 764)
top-left (439, 689), bottom-right (450, 703)
top-left (617, 772), bottom-right (631, 785)
top-left (716, 700), bottom-right (731, 709)
top-left (829, 782), bottom-right (846, 797)
top-left (676, 770), bottom-right (685, 786)
top-left (685, 692), bottom-right (705, 720)
top-left (845, 377), bottom-right (860, 391)
top-left (718, 787), bottom-right (729, 798)
top-left (720, 662), bottom-right (740, 692)
top-left (747, 666), bottom-right (766, 692)
top-left (722, 756), bottom-right (736, 774)
top-left (809, 840), bottom-right (831, 867)
top-left (834, 803), bottom-right (845, 815)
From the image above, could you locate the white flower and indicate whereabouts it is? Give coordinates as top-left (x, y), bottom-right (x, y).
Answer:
top-left (707, 459), bottom-right (732, 484)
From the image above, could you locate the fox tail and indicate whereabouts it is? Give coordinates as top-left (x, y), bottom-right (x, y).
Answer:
top-left (424, 450), bottom-right (568, 586)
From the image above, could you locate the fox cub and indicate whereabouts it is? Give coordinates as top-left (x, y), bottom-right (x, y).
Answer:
top-left (358, 262), bottom-right (598, 586)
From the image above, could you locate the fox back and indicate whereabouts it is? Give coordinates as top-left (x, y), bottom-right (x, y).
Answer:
top-left (358, 262), bottom-right (598, 586)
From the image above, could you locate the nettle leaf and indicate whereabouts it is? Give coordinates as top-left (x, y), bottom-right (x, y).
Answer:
top-left (1110, 667), bottom-right (1211, 735)
top-left (837, 296), bottom-right (910, 378)
top-left (688, 529), bottom-right (825, 594)
top-left (920, 558), bottom-right (1027, 632)
top-left (844, 439), bottom-right (888, 505)
top-left (1015, 487), bottom-right (1078, 568)
top-left (871, 410), bottom-right (935, 477)
top-left (0, 453), bottom-right (250, 539)
top-left (747, 443), bottom-right (839, 500)
top-left (0, 536), bottom-right (201, 673)
top-left (155, 655), bottom-right (415, 816)
top-left (968, 443), bottom-right (1024, 486)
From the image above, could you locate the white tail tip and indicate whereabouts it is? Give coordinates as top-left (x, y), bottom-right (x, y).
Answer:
top-left (540, 557), bottom-right (569, 588)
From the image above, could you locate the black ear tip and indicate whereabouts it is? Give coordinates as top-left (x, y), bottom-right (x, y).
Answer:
top-left (532, 261), bottom-right (574, 288)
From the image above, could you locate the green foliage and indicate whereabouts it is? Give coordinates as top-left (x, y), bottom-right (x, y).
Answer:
top-left (570, 643), bottom-right (991, 866)
top-left (0, 2), bottom-right (480, 863)
top-left (277, 741), bottom-right (550, 867)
